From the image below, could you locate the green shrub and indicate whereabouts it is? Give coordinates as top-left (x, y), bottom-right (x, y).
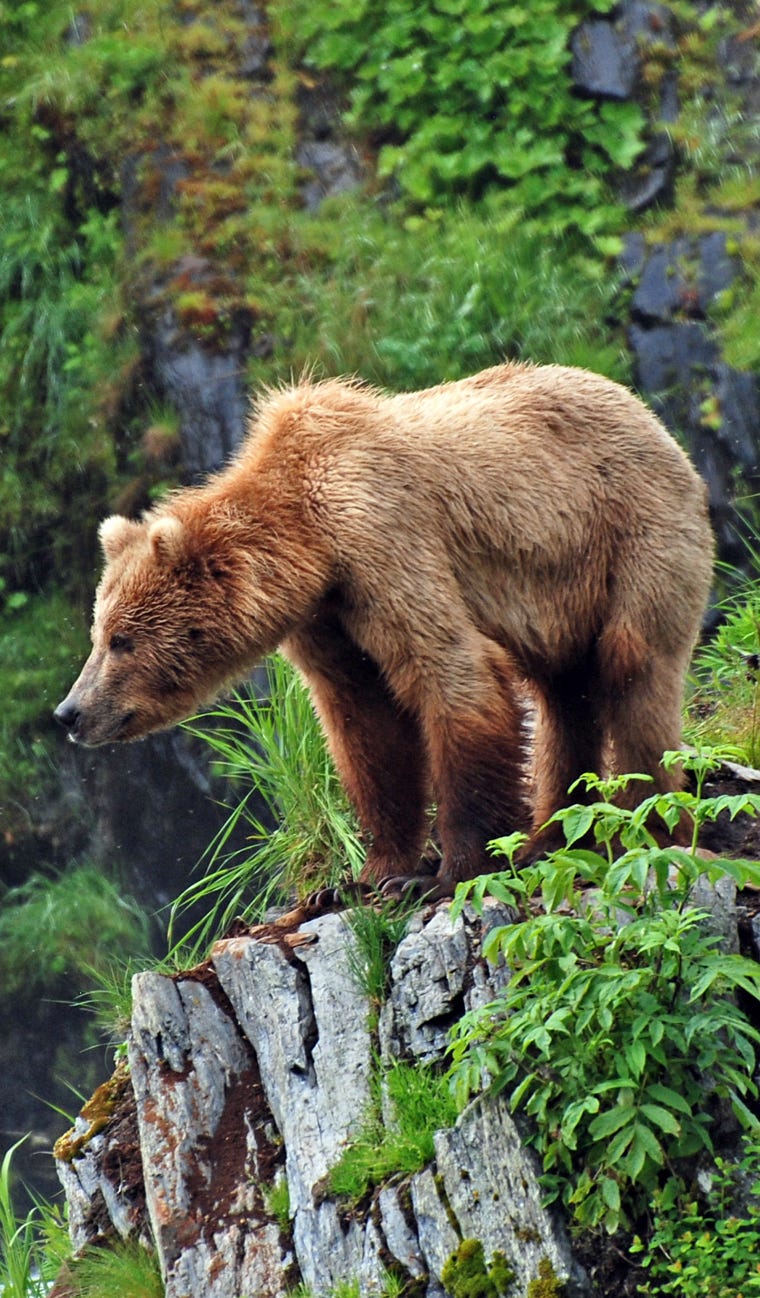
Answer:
top-left (278, 0), bottom-right (642, 233)
top-left (632, 1134), bottom-right (760, 1295)
top-left (448, 751), bottom-right (760, 1236)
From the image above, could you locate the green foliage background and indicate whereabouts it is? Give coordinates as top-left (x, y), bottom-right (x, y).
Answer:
top-left (1, 3), bottom-right (760, 1287)
top-left (280, 0), bottom-right (643, 221)
top-left (0, 0), bottom-right (650, 817)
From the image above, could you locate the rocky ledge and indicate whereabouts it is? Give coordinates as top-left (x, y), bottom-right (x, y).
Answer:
top-left (52, 755), bottom-right (760, 1297)
top-left (54, 901), bottom-right (594, 1297)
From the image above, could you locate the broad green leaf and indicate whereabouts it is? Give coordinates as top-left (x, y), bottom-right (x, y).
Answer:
top-left (639, 1104), bottom-right (681, 1137)
top-left (645, 1083), bottom-right (693, 1116)
top-left (601, 1177), bottom-right (621, 1212)
top-left (588, 1105), bottom-right (635, 1140)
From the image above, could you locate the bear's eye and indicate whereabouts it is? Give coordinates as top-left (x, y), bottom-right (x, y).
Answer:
top-left (109, 633), bottom-right (134, 654)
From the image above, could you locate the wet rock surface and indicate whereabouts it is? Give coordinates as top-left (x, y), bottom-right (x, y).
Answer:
top-left (54, 902), bottom-right (592, 1296)
top-left (51, 753), bottom-right (760, 1295)
top-left (625, 228), bottom-right (760, 569)
top-left (571, 2), bottom-right (674, 101)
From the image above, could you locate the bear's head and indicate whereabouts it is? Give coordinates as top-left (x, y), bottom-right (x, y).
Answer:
top-left (54, 510), bottom-right (258, 746)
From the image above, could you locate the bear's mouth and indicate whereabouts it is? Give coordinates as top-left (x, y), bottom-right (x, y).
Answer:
top-left (58, 709), bottom-right (137, 747)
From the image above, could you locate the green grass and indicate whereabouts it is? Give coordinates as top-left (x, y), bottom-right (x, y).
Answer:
top-left (0, 865), bottom-right (151, 1000)
top-left (260, 1174), bottom-right (291, 1232)
top-left (328, 1059), bottom-right (459, 1203)
top-left (171, 653), bottom-right (364, 960)
top-left (245, 198), bottom-right (628, 394)
top-left (0, 1139), bottom-right (69, 1298)
top-left (344, 897), bottom-right (418, 1009)
top-left (64, 1241), bottom-right (164, 1298)
top-left (74, 958), bottom-right (151, 1050)
top-left (686, 573), bottom-right (760, 767)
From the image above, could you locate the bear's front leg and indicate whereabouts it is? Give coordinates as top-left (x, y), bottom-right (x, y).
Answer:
top-left (281, 615), bottom-right (430, 892)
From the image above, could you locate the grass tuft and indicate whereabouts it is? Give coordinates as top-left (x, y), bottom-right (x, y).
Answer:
top-left (171, 653), bottom-right (363, 961)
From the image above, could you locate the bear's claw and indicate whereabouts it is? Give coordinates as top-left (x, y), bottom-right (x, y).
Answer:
top-left (304, 878), bottom-right (374, 911)
top-left (376, 873), bottom-right (452, 903)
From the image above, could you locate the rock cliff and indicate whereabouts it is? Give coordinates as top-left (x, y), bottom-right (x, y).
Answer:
top-left (54, 902), bottom-right (594, 1297)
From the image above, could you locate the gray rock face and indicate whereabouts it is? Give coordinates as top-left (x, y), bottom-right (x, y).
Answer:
top-left (627, 227), bottom-right (760, 573)
top-left (380, 907), bottom-right (471, 1063)
top-left (55, 1065), bottom-right (148, 1253)
top-left (55, 903), bottom-right (591, 1296)
top-left (129, 971), bottom-right (293, 1298)
top-left (213, 913), bottom-right (377, 1292)
top-left (572, 1), bottom-right (674, 100)
top-left (434, 1100), bottom-right (589, 1298)
top-left (571, 19), bottom-right (641, 100)
top-left (147, 308), bottom-right (252, 478)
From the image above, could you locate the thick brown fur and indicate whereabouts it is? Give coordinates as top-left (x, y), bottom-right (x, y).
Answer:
top-left (56, 363), bottom-right (714, 889)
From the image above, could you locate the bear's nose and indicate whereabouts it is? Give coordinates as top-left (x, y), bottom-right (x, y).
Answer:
top-left (53, 698), bottom-right (81, 734)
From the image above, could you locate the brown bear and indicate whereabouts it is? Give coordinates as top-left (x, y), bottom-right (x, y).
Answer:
top-left (55, 362), bottom-right (713, 895)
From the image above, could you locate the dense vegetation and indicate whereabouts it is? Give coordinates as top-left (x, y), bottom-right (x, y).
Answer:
top-left (1, 0), bottom-right (760, 1293)
top-left (1, 0), bottom-right (756, 818)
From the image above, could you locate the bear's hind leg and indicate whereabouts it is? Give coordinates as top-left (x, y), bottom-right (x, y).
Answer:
top-left (529, 659), bottom-right (607, 853)
top-left (418, 639), bottom-right (530, 892)
top-left (598, 629), bottom-right (692, 842)
top-left (603, 660), bottom-right (687, 800)
top-left (281, 616), bottom-right (429, 887)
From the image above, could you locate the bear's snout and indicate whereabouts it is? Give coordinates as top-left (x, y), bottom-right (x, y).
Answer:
top-left (53, 696), bottom-right (82, 740)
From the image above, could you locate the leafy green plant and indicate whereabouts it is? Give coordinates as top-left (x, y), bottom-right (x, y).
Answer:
top-left (0, 866), bottom-right (151, 999)
top-left (448, 751), bottom-right (760, 1236)
top-left (632, 1134), bottom-right (760, 1296)
top-left (278, 0), bottom-right (642, 234)
top-left (329, 1059), bottom-right (459, 1203)
top-left (171, 654), bottom-right (364, 960)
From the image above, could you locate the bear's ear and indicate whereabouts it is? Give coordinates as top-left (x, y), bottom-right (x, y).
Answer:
top-left (99, 515), bottom-right (143, 561)
top-left (147, 514), bottom-right (187, 568)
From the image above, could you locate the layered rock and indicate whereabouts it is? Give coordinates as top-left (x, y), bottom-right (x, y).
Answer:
top-left (55, 904), bottom-right (591, 1297)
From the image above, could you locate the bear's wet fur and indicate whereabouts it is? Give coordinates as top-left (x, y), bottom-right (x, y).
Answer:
top-left (56, 363), bottom-right (714, 892)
